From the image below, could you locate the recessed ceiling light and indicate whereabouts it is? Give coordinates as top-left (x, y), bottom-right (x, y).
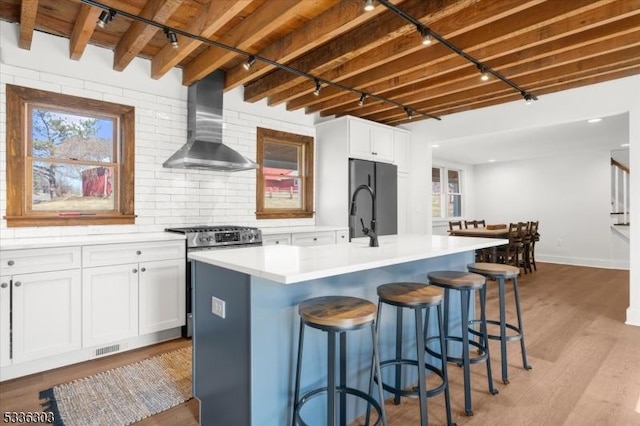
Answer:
top-left (621, 143), bottom-right (630, 147)
top-left (431, 144), bottom-right (440, 148)
top-left (488, 159), bottom-right (496, 163)
top-left (587, 118), bottom-right (602, 123)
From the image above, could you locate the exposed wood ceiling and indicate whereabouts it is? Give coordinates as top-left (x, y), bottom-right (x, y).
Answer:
top-left (1, 0), bottom-right (639, 126)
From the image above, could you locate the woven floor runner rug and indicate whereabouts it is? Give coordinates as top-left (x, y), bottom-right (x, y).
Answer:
top-left (39, 346), bottom-right (192, 426)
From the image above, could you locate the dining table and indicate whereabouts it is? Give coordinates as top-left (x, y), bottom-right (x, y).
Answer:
top-left (448, 225), bottom-right (511, 260)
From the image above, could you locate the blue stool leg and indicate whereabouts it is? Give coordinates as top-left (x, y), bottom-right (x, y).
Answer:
top-left (328, 331), bottom-right (336, 426)
top-left (437, 303), bottom-right (454, 426)
top-left (370, 322), bottom-right (388, 426)
top-left (460, 289), bottom-right (473, 416)
top-left (394, 306), bottom-right (403, 405)
top-left (480, 285), bottom-right (498, 396)
top-left (414, 307), bottom-right (428, 426)
top-left (512, 277), bottom-right (532, 371)
top-left (339, 332), bottom-right (347, 426)
top-left (498, 277), bottom-right (509, 384)
top-left (292, 319), bottom-right (305, 426)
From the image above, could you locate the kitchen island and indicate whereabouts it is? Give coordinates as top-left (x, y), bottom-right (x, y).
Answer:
top-left (189, 234), bottom-right (506, 426)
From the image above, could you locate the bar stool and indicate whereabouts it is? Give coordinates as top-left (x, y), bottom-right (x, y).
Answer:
top-left (292, 296), bottom-right (386, 426)
top-left (467, 263), bottom-right (532, 384)
top-left (370, 283), bottom-right (454, 426)
top-left (426, 271), bottom-right (498, 416)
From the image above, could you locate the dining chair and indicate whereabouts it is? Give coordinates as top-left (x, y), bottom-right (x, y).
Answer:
top-left (464, 220), bottom-right (477, 229)
top-left (527, 221), bottom-right (540, 271)
top-left (449, 220), bottom-right (463, 231)
top-left (496, 223), bottom-right (524, 269)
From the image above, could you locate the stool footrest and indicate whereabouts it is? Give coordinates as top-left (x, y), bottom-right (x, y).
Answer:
top-left (378, 359), bottom-right (447, 398)
top-left (425, 336), bottom-right (489, 365)
top-left (294, 386), bottom-right (384, 426)
top-left (468, 319), bottom-right (523, 342)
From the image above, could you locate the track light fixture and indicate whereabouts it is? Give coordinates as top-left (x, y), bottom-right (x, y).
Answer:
top-left (96, 9), bottom-right (115, 28)
top-left (418, 26), bottom-right (432, 45)
top-left (164, 28), bottom-right (178, 49)
top-left (243, 55), bottom-right (256, 70)
top-left (313, 79), bottom-right (322, 96)
top-left (521, 91), bottom-right (537, 104)
top-left (80, 0), bottom-right (440, 121)
top-left (364, 0), bottom-right (375, 12)
top-left (478, 64), bottom-right (489, 81)
top-left (405, 107), bottom-right (413, 119)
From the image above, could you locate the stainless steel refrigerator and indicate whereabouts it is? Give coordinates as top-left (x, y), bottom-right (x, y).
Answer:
top-left (348, 159), bottom-right (398, 239)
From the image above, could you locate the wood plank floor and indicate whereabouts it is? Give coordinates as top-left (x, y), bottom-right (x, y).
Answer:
top-left (1, 262), bottom-right (638, 425)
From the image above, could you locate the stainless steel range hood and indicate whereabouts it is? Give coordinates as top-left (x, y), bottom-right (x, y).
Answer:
top-left (163, 70), bottom-right (258, 171)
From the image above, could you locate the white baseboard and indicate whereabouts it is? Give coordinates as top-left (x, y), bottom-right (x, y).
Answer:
top-left (537, 255), bottom-right (629, 270)
top-left (0, 328), bottom-right (182, 382)
top-left (626, 307), bottom-right (640, 327)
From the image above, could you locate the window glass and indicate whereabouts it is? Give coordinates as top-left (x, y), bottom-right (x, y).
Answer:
top-left (432, 166), bottom-right (463, 218)
top-left (256, 128), bottom-right (314, 219)
top-left (431, 167), bottom-right (442, 217)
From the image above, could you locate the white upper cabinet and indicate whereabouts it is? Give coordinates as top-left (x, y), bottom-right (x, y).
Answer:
top-left (348, 117), bottom-right (395, 163)
top-left (394, 130), bottom-right (411, 173)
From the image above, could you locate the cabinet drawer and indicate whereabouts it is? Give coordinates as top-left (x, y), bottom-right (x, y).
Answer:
top-left (291, 231), bottom-right (336, 246)
top-left (262, 234), bottom-right (291, 246)
top-left (336, 230), bottom-right (349, 244)
top-left (83, 240), bottom-right (185, 267)
top-left (1, 247), bottom-right (81, 275)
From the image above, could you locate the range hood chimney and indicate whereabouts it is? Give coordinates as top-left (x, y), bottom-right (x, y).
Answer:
top-left (163, 70), bottom-right (258, 171)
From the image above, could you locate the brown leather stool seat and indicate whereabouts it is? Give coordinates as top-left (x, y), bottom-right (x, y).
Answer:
top-left (292, 296), bottom-right (386, 426)
top-left (467, 263), bottom-right (532, 384)
top-left (427, 271), bottom-right (499, 416)
top-left (372, 283), bottom-right (454, 426)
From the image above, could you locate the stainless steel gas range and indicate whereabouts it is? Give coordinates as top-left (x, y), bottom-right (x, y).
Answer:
top-left (165, 225), bottom-right (263, 337)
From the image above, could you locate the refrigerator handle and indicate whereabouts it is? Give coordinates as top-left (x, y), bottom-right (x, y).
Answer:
top-left (367, 174), bottom-right (371, 186)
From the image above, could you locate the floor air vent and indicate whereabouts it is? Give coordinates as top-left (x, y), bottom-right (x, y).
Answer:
top-left (95, 344), bottom-right (121, 357)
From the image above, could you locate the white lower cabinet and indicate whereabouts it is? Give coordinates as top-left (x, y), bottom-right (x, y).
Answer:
top-left (0, 276), bottom-right (12, 367)
top-left (82, 264), bottom-right (139, 347)
top-left (12, 270), bottom-right (82, 364)
top-left (262, 233), bottom-right (292, 246)
top-left (139, 259), bottom-right (185, 334)
top-left (336, 229), bottom-right (349, 244)
top-left (291, 231), bottom-right (336, 246)
top-left (82, 241), bottom-right (186, 347)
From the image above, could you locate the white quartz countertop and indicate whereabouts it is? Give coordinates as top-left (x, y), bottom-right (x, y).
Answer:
top-left (189, 234), bottom-right (507, 284)
top-left (0, 232), bottom-right (186, 250)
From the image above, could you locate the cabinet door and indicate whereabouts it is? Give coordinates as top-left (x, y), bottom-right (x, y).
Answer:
top-left (1, 247), bottom-right (81, 275)
top-left (262, 234), bottom-right (292, 246)
top-left (83, 240), bottom-right (184, 268)
top-left (371, 125), bottom-right (395, 163)
top-left (336, 230), bottom-right (349, 244)
top-left (82, 264), bottom-right (139, 347)
top-left (397, 172), bottom-right (410, 235)
top-left (139, 259), bottom-right (186, 335)
top-left (348, 119), bottom-right (373, 160)
top-left (0, 276), bottom-right (10, 367)
top-left (394, 130), bottom-right (410, 173)
top-left (12, 270), bottom-right (81, 363)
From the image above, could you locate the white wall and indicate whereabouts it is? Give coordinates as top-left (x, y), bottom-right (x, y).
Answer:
top-left (628, 106), bottom-right (640, 326)
top-left (0, 21), bottom-right (316, 241)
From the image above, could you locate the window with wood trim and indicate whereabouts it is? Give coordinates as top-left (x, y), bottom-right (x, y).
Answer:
top-left (432, 166), bottom-right (463, 218)
top-left (5, 85), bottom-right (135, 227)
top-left (256, 127), bottom-right (314, 219)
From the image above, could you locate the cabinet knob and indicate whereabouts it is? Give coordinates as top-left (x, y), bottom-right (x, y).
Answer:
top-left (275, 241), bottom-right (279, 244)
top-left (132, 268), bottom-right (138, 273)
top-left (7, 260), bottom-right (14, 266)
top-left (136, 250), bottom-right (142, 255)
top-left (0, 283), bottom-right (7, 289)
top-left (141, 267), bottom-right (146, 272)
top-left (14, 281), bottom-right (22, 287)
top-left (313, 237), bottom-right (317, 241)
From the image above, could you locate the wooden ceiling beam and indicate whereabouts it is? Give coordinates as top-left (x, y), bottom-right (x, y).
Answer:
top-left (309, 0), bottom-right (639, 116)
top-left (69, 4), bottom-right (101, 60)
top-left (113, 0), bottom-right (182, 71)
top-left (150, 0), bottom-right (253, 80)
top-left (18, 0), bottom-right (39, 50)
top-left (323, 20), bottom-right (640, 118)
top-left (365, 48), bottom-right (640, 122)
top-left (242, 0), bottom-right (476, 103)
top-left (223, 0), bottom-right (395, 92)
top-left (181, 0), bottom-right (308, 86)
top-left (273, 0), bottom-right (544, 107)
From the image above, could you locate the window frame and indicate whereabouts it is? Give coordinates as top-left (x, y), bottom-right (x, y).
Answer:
top-left (432, 166), bottom-right (463, 219)
top-left (5, 84), bottom-right (135, 227)
top-left (255, 127), bottom-right (314, 219)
